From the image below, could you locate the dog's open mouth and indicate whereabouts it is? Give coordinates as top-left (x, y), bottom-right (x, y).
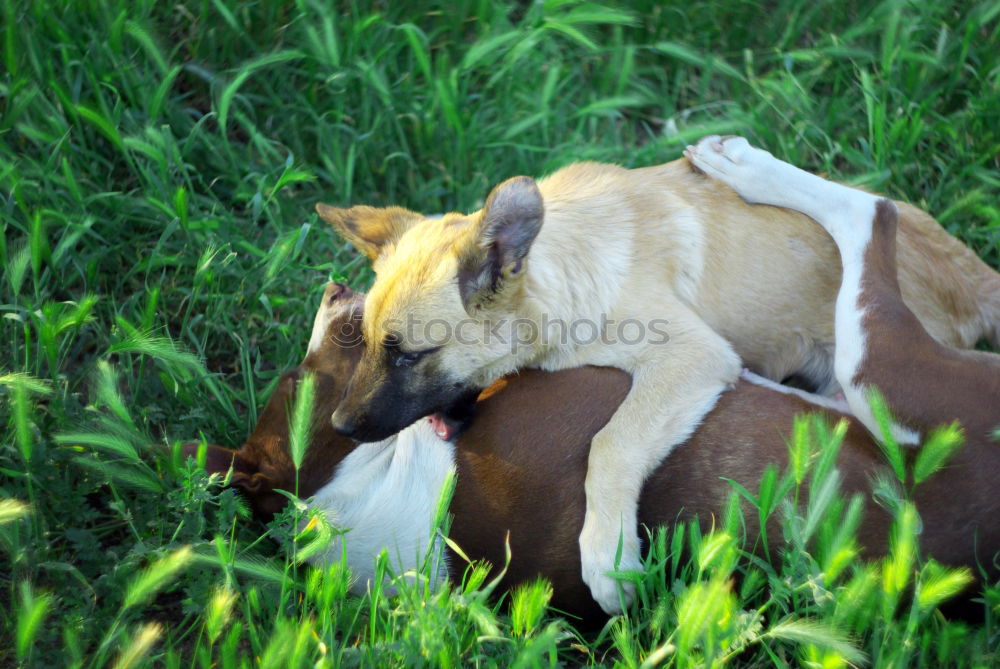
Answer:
top-left (424, 388), bottom-right (481, 442)
top-left (427, 412), bottom-right (458, 441)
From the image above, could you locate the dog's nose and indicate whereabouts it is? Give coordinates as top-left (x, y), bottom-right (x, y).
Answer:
top-left (330, 409), bottom-right (358, 438)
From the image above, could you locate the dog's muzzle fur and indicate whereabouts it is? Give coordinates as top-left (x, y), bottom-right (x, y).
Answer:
top-left (331, 355), bottom-right (481, 442)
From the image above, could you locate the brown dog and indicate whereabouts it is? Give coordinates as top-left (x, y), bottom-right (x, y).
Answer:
top-left (316, 153), bottom-right (1000, 611)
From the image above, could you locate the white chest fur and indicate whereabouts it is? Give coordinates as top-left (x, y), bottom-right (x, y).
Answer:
top-left (308, 420), bottom-right (456, 594)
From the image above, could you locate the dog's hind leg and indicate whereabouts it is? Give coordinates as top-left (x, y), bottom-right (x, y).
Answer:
top-left (686, 136), bottom-right (1000, 440)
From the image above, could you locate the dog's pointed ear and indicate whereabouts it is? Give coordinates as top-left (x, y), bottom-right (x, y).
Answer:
top-left (316, 203), bottom-right (422, 261)
top-left (458, 176), bottom-right (544, 312)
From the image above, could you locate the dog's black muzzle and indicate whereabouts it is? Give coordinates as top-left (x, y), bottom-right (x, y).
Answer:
top-left (331, 369), bottom-right (481, 443)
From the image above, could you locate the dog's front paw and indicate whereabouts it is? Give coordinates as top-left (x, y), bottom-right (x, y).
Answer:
top-left (579, 521), bottom-right (644, 615)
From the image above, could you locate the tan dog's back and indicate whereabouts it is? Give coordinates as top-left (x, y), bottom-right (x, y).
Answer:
top-left (528, 158), bottom-right (998, 390)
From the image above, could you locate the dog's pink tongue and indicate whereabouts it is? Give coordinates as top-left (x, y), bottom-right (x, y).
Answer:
top-left (427, 413), bottom-right (454, 441)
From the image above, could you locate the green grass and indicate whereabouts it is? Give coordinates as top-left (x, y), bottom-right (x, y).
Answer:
top-left (1, 0), bottom-right (999, 665)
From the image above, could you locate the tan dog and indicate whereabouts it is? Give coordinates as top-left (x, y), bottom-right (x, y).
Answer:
top-left (316, 156), bottom-right (1000, 613)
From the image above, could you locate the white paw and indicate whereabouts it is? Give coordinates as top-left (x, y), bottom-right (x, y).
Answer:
top-left (579, 522), bottom-right (644, 615)
top-left (684, 135), bottom-right (783, 204)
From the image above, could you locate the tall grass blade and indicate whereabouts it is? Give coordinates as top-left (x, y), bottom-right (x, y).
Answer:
top-left (764, 618), bottom-right (866, 666)
top-left (867, 389), bottom-right (906, 483)
top-left (16, 581), bottom-right (53, 661)
top-left (913, 423), bottom-right (963, 485)
top-left (112, 622), bottom-right (163, 669)
top-left (204, 586), bottom-right (239, 643)
top-left (288, 371), bottom-right (316, 471)
top-left (915, 561), bottom-right (972, 612)
top-left (882, 501), bottom-right (918, 611)
top-left (0, 499), bottom-right (31, 525)
top-left (72, 457), bottom-right (164, 493)
top-left (510, 578), bottom-right (553, 637)
top-left (218, 50), bottom-right (305, 136)
top-left (108, 321), bottom-right (204, 377)
top-left (122, 546), bottom-right (194, 610)
top-left (56, 431), bottom-right (139, 461)
top-left (75, 105), bottom-right (125, 153)
top-left (5, 242), bottom-right (30, 295)
top-left (4, 372), bottom-right (49, 463)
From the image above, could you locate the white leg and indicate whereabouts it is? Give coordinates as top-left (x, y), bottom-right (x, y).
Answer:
top-left (685, 136), bottom-right (918, 445)
top-left (684, 136), bottom-right (882, 248)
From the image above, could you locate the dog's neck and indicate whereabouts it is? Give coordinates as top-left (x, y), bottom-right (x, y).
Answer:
top-left (307, 420), bottom-right (454, 594)
top-left (509, 217), bottom-right (639, 366)
top-left (527, 237), bottom-right (627, 317)
top-left (467, 253), bottom-right (630, 383)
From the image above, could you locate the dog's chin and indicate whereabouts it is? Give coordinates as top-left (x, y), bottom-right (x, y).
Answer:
top-left (332, 403), bottom-right (448, 443)
top-left (330, 413), bottom-right (405, 443)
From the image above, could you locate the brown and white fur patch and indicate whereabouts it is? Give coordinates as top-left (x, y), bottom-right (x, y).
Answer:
top-left (686, 135), bottom-right (1000, 446)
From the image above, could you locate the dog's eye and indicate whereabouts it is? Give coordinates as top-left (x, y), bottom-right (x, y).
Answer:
top-left (387, 344), bottom-right (439, 368)
top-left (395, 351), bottom-right (422, 367)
